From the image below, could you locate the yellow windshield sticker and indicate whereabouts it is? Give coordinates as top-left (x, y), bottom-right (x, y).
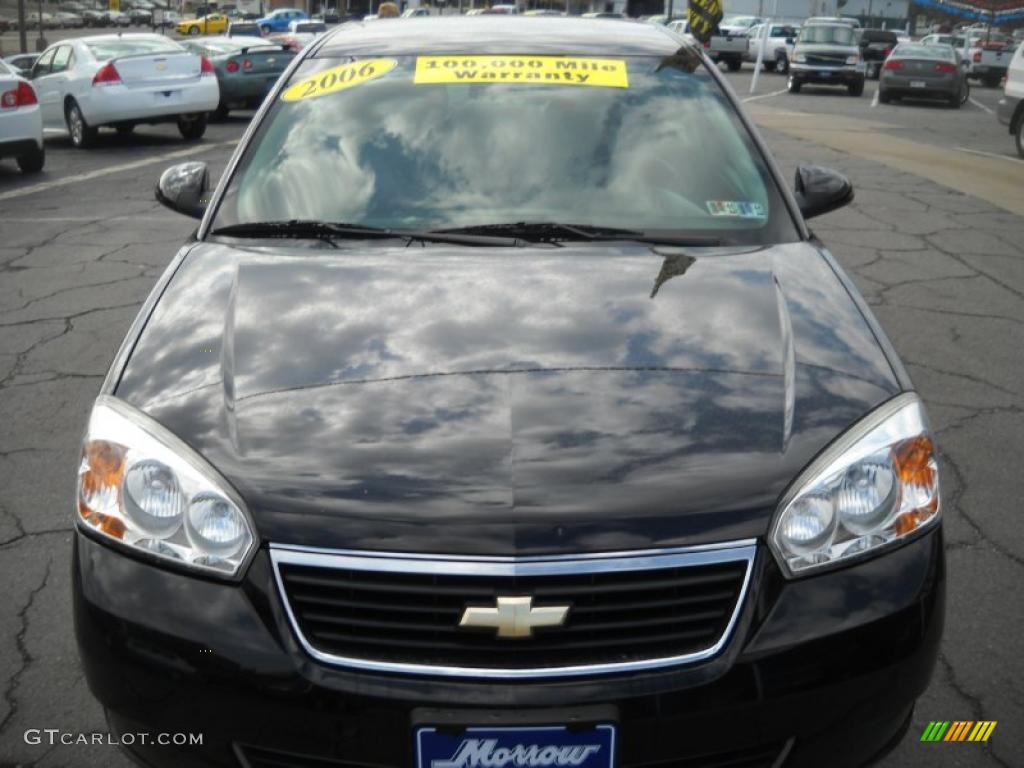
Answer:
top-left (414, 56), bottom-right (629, 88)
top-left (282, 58), bottom-right (398, 102)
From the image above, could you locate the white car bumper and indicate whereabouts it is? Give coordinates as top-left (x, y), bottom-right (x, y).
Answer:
top-left (79, 78), bottom-right (220, 126)
top-left (0, 102), bottom-right (44, 157)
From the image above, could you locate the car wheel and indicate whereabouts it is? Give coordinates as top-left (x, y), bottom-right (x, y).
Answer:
top-left (178, 114), bottom-right (207, 141)
top-left (726, 57), bottom-right (742, 72)
top-left (775, 54), bottom-right (788, 74)
top-left (787, 76), bottom-right (801, 93)
top-left (848, 80), bottom-right (864, 97)
top-left (1016, 118), bottom-right (1024, 159)
top-left (188, 25), bottom-right (200, 35)
top-left (959, 81), bottom-right (970, 106)
top-left (260, 23), bottom-right (271, 34)
top-left (65, 100), bottom-right (97, 148)
top-left (878, 89), bottom-right (891, 104)
top-left (16, 145), bottom-right (44, 174)
top-left (763, 60), bottom-right (776, 72)
top-left (115, 124), bottom-right (134, 136)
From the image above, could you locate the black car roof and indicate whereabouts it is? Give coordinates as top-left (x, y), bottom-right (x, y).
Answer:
top-left (315, 17), bottom-right (684, 57)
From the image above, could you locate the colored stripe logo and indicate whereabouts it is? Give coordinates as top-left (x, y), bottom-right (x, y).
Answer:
top-left (921, 721), bottom-right (997, 742)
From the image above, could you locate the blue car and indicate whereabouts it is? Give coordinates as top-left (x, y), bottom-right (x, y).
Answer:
top-left (255, 7), bottom-right (308, 33)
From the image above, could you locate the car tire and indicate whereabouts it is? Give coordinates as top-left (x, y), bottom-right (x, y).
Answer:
top-left (213, 102), bottom-right (230, 120)
top-left (188, 26), bottom-right (200, 35)
top-left (1016, 118), bottom-right (1024, 159)
top-left (115, 124), bottom-right (134, 136)
top-left (848, 80), bottom-right (864, 97)
top-left (983, 76), bottom-right (1000, 88)
top-left (16, 145), bottom-right (44, 174)
top-left (787, 76), bottom-right (801, 93)
top-left (775, 54), bottom-right (788, 74)
top-left (178, 114), bottom-right (207, 141)
top-left (65, 100), bottom-right (97, 148)
top-left (763, 60), bottom-right (776, 72)
top-left (878, 89), bottom-right (891, 104)
top-left (260, 23), bottom-right (271, 34)
top-left (726, 57), bottom-right (742, 72)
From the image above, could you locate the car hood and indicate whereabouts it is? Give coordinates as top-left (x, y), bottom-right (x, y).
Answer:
top-left (115, 241), bottom-right (900, 556)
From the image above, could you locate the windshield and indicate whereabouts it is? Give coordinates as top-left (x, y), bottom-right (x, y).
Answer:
top-left (86, 37), bottom-right (183, 60)
top-left (798, 25), bottom-right (856, 45)
top-left (211, 54), bottom-right (797, 243)
top-left (894, 44), bottom-right (954, 61)
top-left (722, 15), bottom-right (757, 27)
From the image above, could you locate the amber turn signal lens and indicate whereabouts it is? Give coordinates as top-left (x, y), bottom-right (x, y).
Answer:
top-left (78, 440), bottom-right (127, 540)
top-left (892, 435), bottom-right (939, 536)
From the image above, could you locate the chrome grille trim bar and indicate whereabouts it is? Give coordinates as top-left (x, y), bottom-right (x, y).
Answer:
top-left (270, 540), bottom-right (757, 679)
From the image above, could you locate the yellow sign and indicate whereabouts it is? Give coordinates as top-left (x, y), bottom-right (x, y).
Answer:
top-left (109, 0), bottom-right (119, 10)
top-left (281, 59), bottom-right (398, 102)
top-left (414, 56), bottom-right (629, 88)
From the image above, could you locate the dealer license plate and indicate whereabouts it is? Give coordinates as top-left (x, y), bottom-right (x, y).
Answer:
top-left (415, 725), bottom-right (616, 768)
top-left (910, 80), bottom-right (926, 88)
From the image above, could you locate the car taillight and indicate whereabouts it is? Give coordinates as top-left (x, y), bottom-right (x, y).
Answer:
top-left (201, 56), bottom-right (215, 76)
top-left (973, 51), bottom-right (981, 63)
top-left (703, 40), bottom-right (710, 49)
top-left (16, 81), bottom-right (37, 106)
top-left (934, 62), bottom-right (957, 74)
top-left (883, 59), bottom-right (904, 71)
top-left (883, 46), bottom-right (893, 57)
top-left (226, 59), bottom-right (239, 73)
top-left (92, 62), bottom-right (121, 86)
top-left (243, 58), bottom-right (253, 71)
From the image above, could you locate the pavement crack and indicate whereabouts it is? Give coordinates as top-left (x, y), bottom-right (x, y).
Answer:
top-left (936, 654), bottom-right (1014, 768)
top-left (0, 558), bottom-right (54, 738)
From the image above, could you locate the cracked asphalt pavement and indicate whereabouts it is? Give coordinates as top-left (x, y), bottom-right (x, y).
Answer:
top-left (1, 85), bottom-right (1023, 767)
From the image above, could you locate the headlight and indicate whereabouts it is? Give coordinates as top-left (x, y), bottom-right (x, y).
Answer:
top-left (846, 55), bottom-right (860, 64)
top-left (770, 393), bottom-right (939, 576)
top-left (792, 53), bottom-right (806, 63)
top-left (77, 396), bottom-right (255, 577)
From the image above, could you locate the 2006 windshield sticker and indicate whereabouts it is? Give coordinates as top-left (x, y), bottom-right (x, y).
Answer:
top-left (414, 56), bottom-right (629, 88)
top-left (281, 58), bottom-right (398, 102)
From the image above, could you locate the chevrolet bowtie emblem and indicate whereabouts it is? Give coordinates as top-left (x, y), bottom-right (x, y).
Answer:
top-left (459, 596), bottom-right (569, 639)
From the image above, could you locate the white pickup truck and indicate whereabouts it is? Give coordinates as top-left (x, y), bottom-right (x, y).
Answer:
top-left (966, 35), bottom-right (1015, 88)
top-left (667, 15), bottom-right (758, 71)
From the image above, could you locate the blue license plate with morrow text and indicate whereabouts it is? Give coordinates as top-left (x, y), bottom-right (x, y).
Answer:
top-left (415, 725), bottom-right (616, 768)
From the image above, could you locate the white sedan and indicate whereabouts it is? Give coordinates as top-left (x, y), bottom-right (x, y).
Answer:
top-left (0, 60), bottom-right (45, 174)
top-left (28, 34), bottom-right (220, 148)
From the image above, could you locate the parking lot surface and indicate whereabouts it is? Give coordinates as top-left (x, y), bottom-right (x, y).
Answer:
top-left (1, 59), bottom-right (1022, 767)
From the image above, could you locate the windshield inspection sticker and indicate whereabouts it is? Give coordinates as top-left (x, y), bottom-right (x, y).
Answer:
top-left (414, 56), bottom-right (629, 88)
top-left (707, 201), bottom-right (766, 219)
top-left (281, 58), bottom-right (398, 102)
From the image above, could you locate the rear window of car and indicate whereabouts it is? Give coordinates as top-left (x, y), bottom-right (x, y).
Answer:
top-left (212, 53), bottom-right (799, 244)
top-left (860, 30), bottom-right (897, 43)
top-left (799, 25), bottom-right (856, 45)
top-left (894, 43), bottom-right (954, 60)
top-left (86, 37), bottom-right (184, 61)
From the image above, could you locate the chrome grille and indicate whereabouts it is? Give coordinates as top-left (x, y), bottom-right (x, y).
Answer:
top-left (272, 543), bottom-right (755, 679)
top-left (805, 54), bottom-right (848, 66)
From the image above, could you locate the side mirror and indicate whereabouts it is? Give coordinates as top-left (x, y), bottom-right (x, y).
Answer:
top-left (156, 161), bottom-right (210, 219)
top-left (794, 165), bottom-right (854, 220)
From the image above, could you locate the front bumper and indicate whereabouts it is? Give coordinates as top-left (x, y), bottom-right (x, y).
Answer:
top-left (789, 64), bottom-right (864, 86)
top-left (74, 528), bottom-right (944, 768)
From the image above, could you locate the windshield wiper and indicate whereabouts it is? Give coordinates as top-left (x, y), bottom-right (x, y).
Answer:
top-left (209, 220), bottom-right (521, 247)
top-left (432, 222), bottom-right (723, 247)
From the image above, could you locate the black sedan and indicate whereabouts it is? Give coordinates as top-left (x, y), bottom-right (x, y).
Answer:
top-left (74, 17), bottom-right (944, 768)
top-left (880, 42), bottom-right (969, 107)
